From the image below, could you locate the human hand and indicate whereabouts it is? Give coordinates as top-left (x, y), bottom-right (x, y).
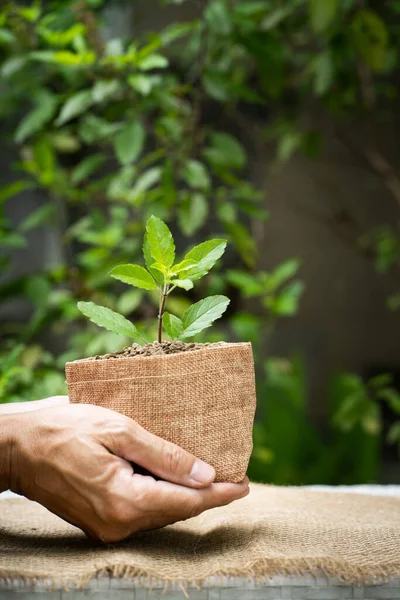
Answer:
top-left (4, 398), bottom-right (249, 542)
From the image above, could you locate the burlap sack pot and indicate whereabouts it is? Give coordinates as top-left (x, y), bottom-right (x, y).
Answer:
top-left (65, 342), bottom-right (256, 482)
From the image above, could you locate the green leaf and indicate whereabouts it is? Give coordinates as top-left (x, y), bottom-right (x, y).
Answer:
top-left (157, 115), bottom-right (183, 142)
top-left (261, 7), bottom-right (291, 30)
top-left (277, 130), bottom-right (302, 161)
top-left (217, 201), bottom-right (236, 223)
top-left (204, 1), bottom-right (232, 35)
top-left (105, 38), bottom-right (124, 57)
top-left (79, 114), bottom-right (121, 144)
top-left (0, 232), bottom-right (26, 248)
top-left (170, 259), bottom-right (197, 276)
top-left (71, 154), bottom-right (105, 184)
top-left (127, 167), bottom-right (162, 204)
top-left (128, 74), bottom-right (154, 95)
top-left (180, 295), bottom-right (230, 339)
top-left (20, 203), bottom-right (55, 232)
top-left (55, 51), bottom-right (96, 65)
top-left (52, 132), bottom-right (80, 153)
top-left (18, 4), bottom-right (41, 22)
top-left (369, 374), bottom-right (393, 389)
top-left (138, 53), bottom-right (168, 70)
top-left (268, 281), bottom-right (305, 316)
top-left (171, 278), bottom-right (194, 290)
top-left (145, 215), bottom-right (175, 268)
top-left (388, 422), bottom-right (400, 445)
top-left (15, 90), bottom-right (57, 143)
top-left (309, 0), bottom-right (337, 32)
top-left (114, 120), bottom-right (146, 165)
top-left (25, 275), bottom-right (50, 306)
top-left (31, 50), bottom-right (96, 65)
top-left (224, 221), bottom-right (257, 267)
top-left (107, 165), bottom-right (136, 200)
top-left (203, 70), bottom-right (231, 101)
top-left (38, 22), bottom-right (86, 47)
top-left (361, 402), bottom-right (381, 436)
top-left (110, 264), bottom-right (158, 290)
top-left (0, 181), bottom-right (34, 204)
top-left (377, 388), bottom-right (400, 414)
top-left (1, 55), bottom-right (28, 78)
top-left (55, 90), bottom-right (94, 126)
top-left (150, 262), bottom-right (169, 275)
top-left (77, 301), bottom-right (140, 341)
top-left (163, 312), bottom-right (183, 339)
top-left (203, 132), bottom-right (246, 170)
top-left (92, 79), bottom-right (121, 103)
top-left (312, 51), bottom-right (333, 96)
top-left (182, 160), bottom-right (210, 190)
top-left (352, 9), bottom-right (388, 72)
top-left (143, 233), bottom-right (164, 284)
top-left (0, 28), bottom-right (16, 45)
top-left (160, 21), bottom-right (196, 44)
top-left (33, 138), bottom-right (55, 185)
top-left (234, 2), bottom-right (268, 17)
top-left (267, 258), bottom-right (301, 290)
top-left (227, 270), bottom-right (264, 296)
top-left (178, 193), bottom-right (209, 237)
top-left (116, 289), bottom-right (143, 315)
top-left (183, 239), bottom-right (227, 281)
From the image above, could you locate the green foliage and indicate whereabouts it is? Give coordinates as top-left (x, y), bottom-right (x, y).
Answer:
top-left (78, 216), bottom-right (229, 342)
top-left (146, 216), bottom-right (175, 270)
top-left (227, 259), bottom-right (304, 318)
top-left (249, 357), bottom-right (380, 485)
top-left (0, 0), bottom-right (398, 484)
top-left (77, 302), bottom-right (142, 342)
top-left (110, 265), bottom-right (158, 291)
top-left (179, 296), bottom-right (230, 339)
top-left (333, 373), bottom-right (400, 457)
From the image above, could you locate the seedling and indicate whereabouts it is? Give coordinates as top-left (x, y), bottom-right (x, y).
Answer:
top-left (78, 216), bottom-right (230, 344)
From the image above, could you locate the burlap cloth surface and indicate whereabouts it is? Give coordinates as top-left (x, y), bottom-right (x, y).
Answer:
top-left (1, 484), bottom-right (400, 588)
top-left (66, 342), bottom-right (256, 483)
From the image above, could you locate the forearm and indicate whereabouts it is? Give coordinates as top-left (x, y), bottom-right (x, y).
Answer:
top-left (0, 414), bottom-right (16, 492)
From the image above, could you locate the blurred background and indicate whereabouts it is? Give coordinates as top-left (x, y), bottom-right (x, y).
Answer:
top-left (1, 0), bottom-right (399, 485)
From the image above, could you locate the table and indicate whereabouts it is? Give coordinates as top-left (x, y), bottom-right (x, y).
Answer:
top-left (1, 487), bottom-right (399, 600)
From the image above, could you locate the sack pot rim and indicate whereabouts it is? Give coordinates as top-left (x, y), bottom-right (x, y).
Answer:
top-left (66, 341), bottom-right (252, 367)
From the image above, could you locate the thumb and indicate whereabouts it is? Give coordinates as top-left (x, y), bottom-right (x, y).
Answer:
top-left (105, 416), bottom-right (216, 488)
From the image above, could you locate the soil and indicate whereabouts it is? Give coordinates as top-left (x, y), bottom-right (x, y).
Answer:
top-left (91, 340), bottom-right (226, 360)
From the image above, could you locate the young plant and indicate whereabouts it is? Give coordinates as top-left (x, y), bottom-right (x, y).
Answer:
top-left (77, 216), bottom-right (230, 344)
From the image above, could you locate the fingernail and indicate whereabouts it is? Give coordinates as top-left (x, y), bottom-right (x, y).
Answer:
top-left (190, 460), bottom-right (215, 484)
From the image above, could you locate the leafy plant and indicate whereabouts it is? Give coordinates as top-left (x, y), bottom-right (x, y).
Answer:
top-left (77, 216), bottom-right (229, 344)
top-left (333, 373), bottom-right (400, 458)
top-left (249, 356), bottom-right (381, 485)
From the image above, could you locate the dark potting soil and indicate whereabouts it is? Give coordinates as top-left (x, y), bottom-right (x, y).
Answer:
top-left (91, 340), bottom-right (226, 360)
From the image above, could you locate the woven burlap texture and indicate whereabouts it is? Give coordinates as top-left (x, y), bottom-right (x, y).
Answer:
top-left (1, 484), bottom-right (400, 588)
top-left (66, 342), bottom-right (256, 483)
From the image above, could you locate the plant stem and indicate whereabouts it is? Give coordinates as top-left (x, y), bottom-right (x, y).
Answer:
top-left (158, 285), bottom-right (168, 343)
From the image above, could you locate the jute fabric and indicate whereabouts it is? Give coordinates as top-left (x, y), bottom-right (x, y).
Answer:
top-left (1, 484), bottom-right (400, 588)
top-left (66, 343), bottom-right (256, 483)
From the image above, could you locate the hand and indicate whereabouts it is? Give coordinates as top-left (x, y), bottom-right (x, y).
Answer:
top-left (5, 397), bottom-right (249, 542)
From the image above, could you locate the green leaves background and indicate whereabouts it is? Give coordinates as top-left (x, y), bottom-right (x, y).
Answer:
top-left (0, 0), bottom-right (396, 485)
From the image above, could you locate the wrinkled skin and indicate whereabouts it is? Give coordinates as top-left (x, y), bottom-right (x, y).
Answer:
top-left (1, 397), bottom-right (249, 542)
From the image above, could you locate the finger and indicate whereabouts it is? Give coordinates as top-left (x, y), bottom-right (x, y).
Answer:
top-left (0, 395), bottom-right (70, 415)
top-left (129, 475), bottom-right (250, 531)
top-left (105, 416), bottom-right (216, 489)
